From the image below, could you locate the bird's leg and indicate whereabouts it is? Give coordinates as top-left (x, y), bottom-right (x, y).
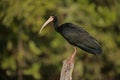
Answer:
top-left (68, 47), bottom-right (77, 64)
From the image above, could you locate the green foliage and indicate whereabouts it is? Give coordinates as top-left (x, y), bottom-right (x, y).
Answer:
top-left (0, 0), bottom-right (120, 80)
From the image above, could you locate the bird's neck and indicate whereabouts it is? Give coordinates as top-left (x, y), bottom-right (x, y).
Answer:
top-left (53, 18), bottom-right (59, 31)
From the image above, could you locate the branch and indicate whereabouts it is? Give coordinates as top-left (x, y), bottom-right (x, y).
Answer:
top-left (60, 58), bottom-right (74, 80)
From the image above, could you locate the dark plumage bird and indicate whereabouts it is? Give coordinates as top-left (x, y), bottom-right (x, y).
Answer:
top-left (39, 15), bottom-right (102, 56)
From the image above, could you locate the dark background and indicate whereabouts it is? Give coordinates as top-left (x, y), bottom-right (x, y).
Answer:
top-left (0, 0), bottom-right (120, 80)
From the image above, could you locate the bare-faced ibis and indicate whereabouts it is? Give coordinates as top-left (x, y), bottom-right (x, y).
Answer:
top-left (39, 15), bottom-right (102, 62)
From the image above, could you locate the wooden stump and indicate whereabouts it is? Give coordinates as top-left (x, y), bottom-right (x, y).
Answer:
top-left (60, 59), bottom-right (74, 80)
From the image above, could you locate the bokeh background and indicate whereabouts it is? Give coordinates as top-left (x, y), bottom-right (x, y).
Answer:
top-left (0, 0), bottom-right (120, 80)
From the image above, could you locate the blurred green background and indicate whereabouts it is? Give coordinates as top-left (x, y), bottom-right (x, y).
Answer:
top-left (0, 0), bottom-right (120, 80)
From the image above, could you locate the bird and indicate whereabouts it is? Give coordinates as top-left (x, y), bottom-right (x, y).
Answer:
top-left (39, 15), bottom-right (102, 62)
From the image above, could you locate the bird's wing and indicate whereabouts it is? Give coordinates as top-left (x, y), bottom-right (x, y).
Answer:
top-left (61, 24), bottom-right (101, 54)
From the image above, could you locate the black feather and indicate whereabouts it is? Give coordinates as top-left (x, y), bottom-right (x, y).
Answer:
top-left (57, 23), bottom-right (102, 54)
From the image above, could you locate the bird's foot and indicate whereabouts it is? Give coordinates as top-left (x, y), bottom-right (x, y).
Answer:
top-left (68, 47), bottom-right (77, 64)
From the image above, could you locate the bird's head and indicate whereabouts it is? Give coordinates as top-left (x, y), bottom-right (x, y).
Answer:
top-left (39, 15), bottom-right (58, 34)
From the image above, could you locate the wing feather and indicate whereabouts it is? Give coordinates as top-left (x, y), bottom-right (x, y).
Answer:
top-left (59, 23), bottom-right (102, 54)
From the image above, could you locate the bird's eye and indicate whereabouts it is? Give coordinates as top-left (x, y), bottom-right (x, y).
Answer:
top-left (51, 16), bottom-right (54, 18)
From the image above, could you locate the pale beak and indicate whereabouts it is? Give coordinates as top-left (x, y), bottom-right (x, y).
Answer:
top-left (39, 16), bottom-right (54, 34)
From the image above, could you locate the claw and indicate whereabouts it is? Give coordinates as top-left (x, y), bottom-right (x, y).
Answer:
top-left (68, 47), bottom-right (77, 64)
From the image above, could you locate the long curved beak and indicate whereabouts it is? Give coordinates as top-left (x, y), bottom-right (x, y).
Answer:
top-left (39, 16), bottom-right (54, 34)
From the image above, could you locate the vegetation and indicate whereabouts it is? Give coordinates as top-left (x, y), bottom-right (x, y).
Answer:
top-left (0, 0), bottom-right (120, 80)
